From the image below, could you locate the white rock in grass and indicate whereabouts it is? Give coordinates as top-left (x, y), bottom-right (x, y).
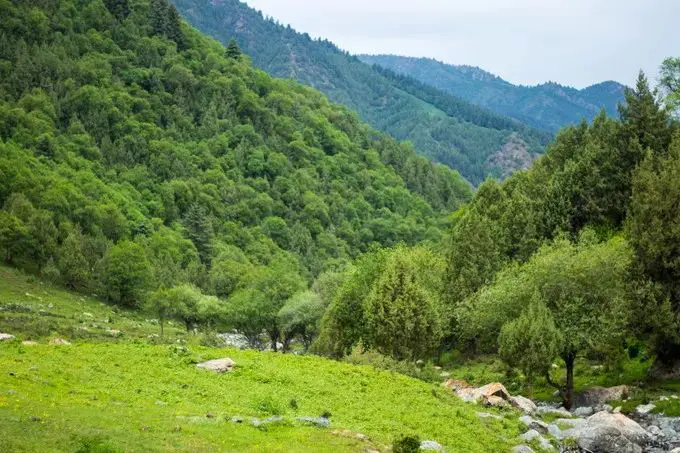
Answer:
top-left (0, 333), bottom-right (15, 342)
top-left (196, 358), bottom-right (235, 373)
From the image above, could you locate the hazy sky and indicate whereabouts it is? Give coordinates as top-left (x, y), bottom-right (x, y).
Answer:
top-left (243, 0), bottom-right (679, 89)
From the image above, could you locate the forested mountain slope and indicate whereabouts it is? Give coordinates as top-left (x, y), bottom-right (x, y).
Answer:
top-left (0, 0), bottom-right (471, 306)
top-left (359, 55), bottom-right (626, 133)
top-left (170, 0), bottom-right (550, 184)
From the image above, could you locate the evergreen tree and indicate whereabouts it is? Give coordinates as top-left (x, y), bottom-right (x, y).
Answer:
top-left (166, 5), bottom-right (187, 50)
top-left (225, 38), bottom-right (242, 60)
top-left (183, 204), bottom-right (214, 266)
top-left (619, 71), bottom-right (671, 157)
top-left (104, 0), bottom-right (130, 21)
top-left (148, 0), bottom-right (169, 36)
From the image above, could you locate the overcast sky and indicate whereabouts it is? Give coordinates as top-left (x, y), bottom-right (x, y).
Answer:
top-left (243, 0), bottom-right (679, 89)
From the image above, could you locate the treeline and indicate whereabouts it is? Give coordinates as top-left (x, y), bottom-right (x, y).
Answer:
top-left (317, 67), bottom-right (680, 409)
top-left (0, 0), bottom-right (472, 349)
top-left (171, 0), bottom-right (550, 184)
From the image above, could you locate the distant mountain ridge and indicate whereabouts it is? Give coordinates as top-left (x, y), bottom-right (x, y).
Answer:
top-left (172, 0), bottom-right (551, 184)
top-left (358, 55), bottom-right (627, 133)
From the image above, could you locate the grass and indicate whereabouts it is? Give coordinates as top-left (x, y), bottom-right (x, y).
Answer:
top-left (0, 266), bottom-right (524, 452)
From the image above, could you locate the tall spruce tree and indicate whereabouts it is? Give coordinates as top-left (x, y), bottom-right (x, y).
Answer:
top-left (225, 38), bottom-right (242, 60)
top-left (104, 0), bottom-right (130, 21)
top-left (149, 0), bottom-right (169, 36)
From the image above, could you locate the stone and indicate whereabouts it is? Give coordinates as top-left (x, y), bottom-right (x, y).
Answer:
top-left (420, 440), bottom-right (446, 451)
top-left (636, 403), bottom-right (656, 415)
top-left (586, 411), bottom-right (650, 445)
top-left (575, 385), bottom-right (629, 407)
top-left (510, 395), bottom-right (537, 414)
top-left (511, 446), bottom-right (534, 453)
top-left (443, 379), bottom-right (473, 392)
top-left (0, 333), bottom-right (15, 342)
top-left (231, 416), bottom-right (244, 423)
top-left (106, 329), bottom-right (121, 336)
top-left (296, 416), bottom-right (330, 428)
top-left (670, 448), bottom-right (680, 453)
top-left (574, 406), bottom-right (594, 417)
top-left (519, 415), bottom-right (549, 434)
top-left (49, 338), bottom-right (71, 345)
top-left (536, 406), bottom-right (572, 418)
top-left (196, 358), bottom-right (235, 373)
top-left (647, 425), bottom-right (664, 437)
top-left (578, 425), bottom-right (643, 453)
top-left (21, 341), bottom-right (38, 346)
top-left (519, 430), bottom-right (553, 451)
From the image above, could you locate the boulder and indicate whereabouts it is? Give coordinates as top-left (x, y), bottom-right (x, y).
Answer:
top-left (670, 448), bottom-right (680, 453)
top-left (574, 385), bottom-right (629, 408)
top-left (573, 406), bottom-right (594, 417)
top-left (578, 425), bottom-right (642, 453)
top-left (196, 358), bottom-right (235, 373)
top-left (510, 395), bottom-right (537, 414)
top-left (49, 338), bottom-right (71, 345)
top-left (477, 412), bottom-right (502, 421)
top-left (447, 381), bottom-right (512, 407)
top-left (536, 406), bottom-right (572, 418)
top-left (0, 333), bottom-right (15, 342)
top-left (21, 341), bottom-right (38, 346)
top-left (586, 411), bottom-right (650, 445)
top-left (519, 415), bottom-right (549, 434)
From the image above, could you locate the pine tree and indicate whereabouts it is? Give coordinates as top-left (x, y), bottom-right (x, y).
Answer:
top-left (104, 0), bottom-right (130, 21)
top-left (183, 204), bottom-right (214, 266)
top-left (225, 38), bottom-right (242, 60)
top-left (166, 5), bottom-right (187, 50)
top-left (148, 0), bottom-right (169, 37)
top-left (619, 71), bottom-right (671, 157)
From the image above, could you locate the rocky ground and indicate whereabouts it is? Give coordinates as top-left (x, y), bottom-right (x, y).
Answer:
top-left (446, 380), bottom-right (680, 453)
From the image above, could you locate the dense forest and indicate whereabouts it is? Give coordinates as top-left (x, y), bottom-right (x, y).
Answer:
top-left (2, 0), bottom-right (680, 420)
top-left (359, 54), bottom-right (626, 133)
top-left (0, 0), bottom-right (474, 348)
top-left (170, 0), bottom-right (549, 184)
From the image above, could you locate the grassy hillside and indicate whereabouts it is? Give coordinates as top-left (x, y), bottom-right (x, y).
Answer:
top-left (359, 55), bottom-right (626, 133)
top-left (171, 0), bottom-right (549, 184)
top-left (0, 266), bottom-right (523, 452)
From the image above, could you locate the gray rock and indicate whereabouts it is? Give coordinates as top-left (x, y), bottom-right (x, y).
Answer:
top-left (574, 385), bottom-right (629, 408)
top-left (636, 403), bottom-right (656, 415)
top-left (0, 333), bottom-right (16, 342)
top-left (511, 446), bottom-right (534, 453)
top-left (510, 395), bottom-right (537, 414)
top-left (669, 448), bottom-right (680, 453)
top-left (574, 406), bottom-right (594, 417)
top-left (231, 416), bottom-right (244, 423)
top-left (296, 416), bottom-right (330, 428)
top-left (420, 440), bottom-right (446, 452)
top-left (196, 358), bottom-right (235, 373)
top-left (647, 425), bottom-right (664, 437)
top-left (519, 415), bottom-right (549, 433)
top-left (536, 406), bottom-right (572, 418)
top-left (578, 425), bottom-right (643, 453)
top-left (586, 411), bottom-right (650, 445)
top-left (519, 429), bottom-right (553, 451)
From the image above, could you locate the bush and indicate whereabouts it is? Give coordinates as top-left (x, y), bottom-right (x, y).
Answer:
top-left (392, 435), bottom-right (420, 453)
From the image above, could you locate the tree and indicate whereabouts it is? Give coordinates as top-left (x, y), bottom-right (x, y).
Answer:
top-left (225, 288), bottom-right (269, 348)
top-left (457, 233), bottom-right (633, 408)
top-left (166, 5), bottom-right (187, 50)
top-left (148, 0), bottom-right (169, 36)
top-left (619, 71), bottom-right (671, 157)
top-left (0, 212), bottom-right (28, 265)
top-left (278, 291), bottom-right (325, 351)
top-left (104, 0), bottom-right (130, 21)
top-left (225, 38), bottom-right (241, 60)
top-left (659, 57), bottom-right (680, 114)
top-left (363, 246), bottom-right (445, 361)
top-left (57, 228), bottom-right (90, 290)
top-left (498, 293), bottom-right (562, 397)
top-left (183, 204), bottom-right (214, 266)
top-left (627, 138), bottom-right (680, 366)
top-left (148, 287), bottom-right (173, 337)
top-left (101, 241), bottom-right (151, 308)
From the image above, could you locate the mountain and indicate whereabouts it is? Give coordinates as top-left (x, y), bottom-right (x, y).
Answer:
top-left (171, 0), bottom-right (552, 184)
top-left (0, 0), bottom-right (472, 297)
top-left (359, 55), bottom-right (627, 133)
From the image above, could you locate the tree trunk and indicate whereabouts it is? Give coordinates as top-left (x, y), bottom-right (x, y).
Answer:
top-left (270, 328), bottom-right (279, 352)
top-left (160, 318), bottom-right (164, 338)
top-left (564, 353), bottom-right (576, 410)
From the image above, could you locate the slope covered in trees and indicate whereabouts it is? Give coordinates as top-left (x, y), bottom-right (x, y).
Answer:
top-left (0, 0), bottom-right (472, 343)
top-left (359, 55), bottom-right (626, 133)
top-left (170, 0), bottom-right (549, 184)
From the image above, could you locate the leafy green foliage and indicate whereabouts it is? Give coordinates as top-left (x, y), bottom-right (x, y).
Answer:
top-left (660, 57), bottom-right (680, 114)
top-left (0, 0), bottom-right (470, 319)
top-left (278, 290), bottom-right (326, 351)
top-left (172, 0), bottom-right (550, 184)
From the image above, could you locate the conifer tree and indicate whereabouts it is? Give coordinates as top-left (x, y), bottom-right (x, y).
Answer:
top-left (104, 0), bottom-right (130, 21)
top-left (225, 38), bottom-right (242, 60)
top-left (166, 5), bottom-right (187, 50)
top-left (148, 0), bottom-right (169, 37)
